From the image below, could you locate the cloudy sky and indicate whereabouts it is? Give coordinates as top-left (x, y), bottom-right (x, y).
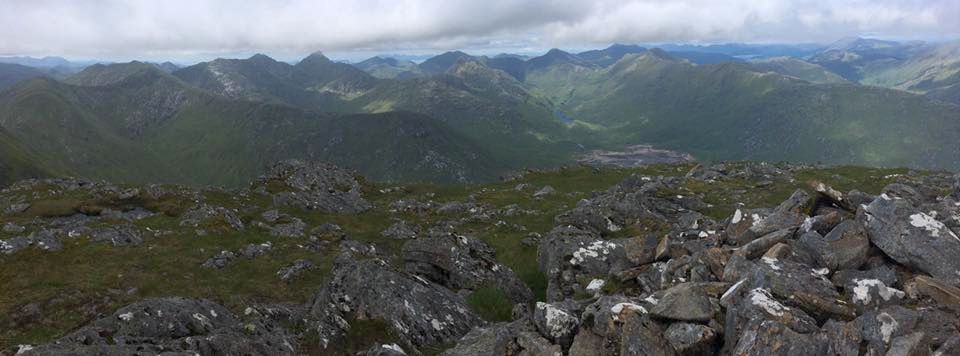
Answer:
top-left (1, 0), bottom-right (958, 62)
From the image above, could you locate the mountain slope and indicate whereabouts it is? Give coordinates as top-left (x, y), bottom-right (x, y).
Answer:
top-left (0, 66), bottom-right (503, 186)
top-left (537, 52), bottom-right (960, 170)
top-left (809, 37), bottom-right (930, 81)
top-left (749, 57), bottom-right (848, 84)
top-left (418, 51), bottom-right (475, 74)
top-left (0, 63), bottom-right (48, 90)
top-left (858, 41), bottom-right (960, 104)
top-left (353, 56), bottom-right (423, 79)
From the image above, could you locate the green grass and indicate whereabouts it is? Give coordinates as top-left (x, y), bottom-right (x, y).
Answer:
top-left (467, 286), bottom-right (515, 322)
top-left (0, 162), bottom-right (920, 352)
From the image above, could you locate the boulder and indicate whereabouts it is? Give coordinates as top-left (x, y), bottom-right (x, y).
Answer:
top-left (533, 301), bottom-right (580, 347)
top-left (276, 259), bottom-right (314, 282)
top-left (381, 220), bottom-right (420, 240)
top-left (799, 220), bottom-right (870, 270)
top-left (538, 226), bottom-right (629, 301)
top-left (664, 322), bottom-right (718, 356)
top-left (728, 190), bottom-right (810, 245)
top-left (912, 275), bottom-right (960, 312)
top-left (862, 196), bottom-right (960, 285)
top-left (649, 282), bottom-right (727, 322)
top-left (309, 249), bottom-right (482, 351)
top-left (533, 185), bottom-right (556, 198)
top-left (403, 233), bottom-right (532, 304)
top-left (201, 250), bottom-right (237, 269)
top-left (440, 321), bottom-right (527, 356)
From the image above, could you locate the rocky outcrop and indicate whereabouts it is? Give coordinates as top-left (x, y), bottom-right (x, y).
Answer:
top-left (24, 298), bottom-right (296, 355)
top-left (307, 242), bottom-right (483, 352)
top-left (403, 233), bottom-right (533, 304)
top-left (256, 159), bottom-right (372, 213)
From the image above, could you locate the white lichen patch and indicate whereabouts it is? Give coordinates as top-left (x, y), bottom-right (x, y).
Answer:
top-left (382, 344), bottom-right (406, 354)
top-left (569, 240), bottom-right (618, 265)
top-left (118, 312), bottom-right (135, 321)
top-left (644, 295), bottom-right (659, 305)
top-left (878, 312), bottom-right (899, 344)
top-left (731, 209), bottom-right (743, 224)
top-left (751, 214), bottom-right (764, 227)
top-left (851, 279), bottom-right (905, 305)
top-left (537, 302), bottom-right (578, 338)
top-left (15, 345), bottom-right (33, 355)
top-left (431, 318), bottom-right (444, 331)
top-left (586, 279), bottom-right (606, 293)
top-left (909, 213), bottom-right (960, 241)
top-left (801, 217), bottom-right (815, 232)
top-left (610, 302), bottom-right (647, 315)
top-left (749, 288), bottom-right (788, 317)
top-left (761, 257), bottom-right (782, 271)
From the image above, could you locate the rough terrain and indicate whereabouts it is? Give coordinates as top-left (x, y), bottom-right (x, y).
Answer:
top-left (2, 159), bottom-right (960, 355)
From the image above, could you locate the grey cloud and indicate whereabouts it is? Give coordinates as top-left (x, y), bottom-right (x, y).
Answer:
top-left (1, 0), bottom-right (957, 59)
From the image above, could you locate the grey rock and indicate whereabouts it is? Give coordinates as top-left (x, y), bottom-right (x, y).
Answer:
top-left (403, 234), bottom-right (533, 304)
top-left (728, 190), bottom-right (810, 245)
top-left (89, 224), bottom-right (143, 246)
top-left (843, 278), bottom-right (906, 313)
top-left (277, 259), bottom-right (313, 282)
top-left (735, 228), bottom-right (793, 260)
top-left (619, 310), bottom-right (676, 356)
top-left (180, 204), bottom-right (244, 231)
top-left (664, 322), bottom-right (717, 356)
top-left (5, 202), bottom-right (30, 214)
top-left (381, 220), bottom-right (420, 240)
top-left (723, 254), bottom-right (839, 303)
top-left (913, 275), bottom-right (960, 312)
top-left (649, 282), bottom-right (726, 322)
top-left (441, 321), bottom-right (527, 356)
top-left (27, 297), bottom-right (296, 355)
top-left (308, 250), bottom-right (481, 350)
top-left (238, 242), bottom-right (273, 259)
top-left (881, 183), bottom-right (925, 206)
top-left (799, 220), bottom-right (870, 270)
top-left (269, 217), bottom-right (306, 237)
top-left (935, 334), bottom-right (960, 356)
top-left (261, 209), bottom-right (281, 223)
top-left (516, 331), bottom-right (563, 356)
top-left (2, 222), bottom-right (25, 233)
top-left (533, 301), bottom-right (579, 347)
top-left (538, 226), bottom-right (629, 301)
top-left (820, 319), bottom-right (862, 356)
top-left (862, 196), bottom-right (960, 285)
top-left (885, 332), bottom-right (929, 356)
top-left (201, 250), bottom-right (237, 269)
top-left (365, 344), bottom-right (409, 356)
top-left (259, 159), bottom-right (372, 213)
top-left (533, 185), bottom-right (556, 198)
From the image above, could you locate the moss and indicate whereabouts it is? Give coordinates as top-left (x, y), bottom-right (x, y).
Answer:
top-left (467, 285), bottom-right (515, 322)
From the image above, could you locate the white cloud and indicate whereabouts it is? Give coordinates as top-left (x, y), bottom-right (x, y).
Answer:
top-left (0, 0), bottom-right (956, 60)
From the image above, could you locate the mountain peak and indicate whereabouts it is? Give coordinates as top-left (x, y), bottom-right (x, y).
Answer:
top-left (248, 53), bottom-right (276, 62)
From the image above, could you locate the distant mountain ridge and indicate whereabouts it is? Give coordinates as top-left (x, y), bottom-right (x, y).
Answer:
top-left (2, 39), bottom-right (960, 187)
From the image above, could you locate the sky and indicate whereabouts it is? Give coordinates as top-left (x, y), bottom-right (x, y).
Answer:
top-left (1, 0), bottom-right (958, 62)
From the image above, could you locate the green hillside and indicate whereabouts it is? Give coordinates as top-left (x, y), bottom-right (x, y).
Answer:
top-left (749, 57), bottom-right (848, 84)
top-left (0, 66), bottom-right (505, 187)
top-left (530, 52), bottom-right (960, 170)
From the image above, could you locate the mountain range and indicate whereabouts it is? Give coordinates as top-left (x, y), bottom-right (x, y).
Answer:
top-left (0, 38), bottom-right (959, 187)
